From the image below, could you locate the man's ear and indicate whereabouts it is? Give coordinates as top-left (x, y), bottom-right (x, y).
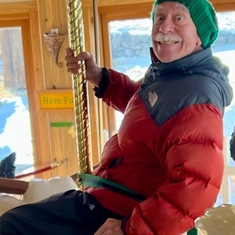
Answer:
top-left (197, 36), bottom-right (202, 46)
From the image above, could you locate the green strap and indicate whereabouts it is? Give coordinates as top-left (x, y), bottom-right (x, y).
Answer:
top-left (187, 228), bottom-right (197, 235)
top-left (80, 174), bottom-right (198, 234)
top-left (79, 173), bottom-right (146, 201)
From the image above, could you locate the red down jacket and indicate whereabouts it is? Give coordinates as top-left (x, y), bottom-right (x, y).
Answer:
top-left (87, 48), bottom-right (233, 235)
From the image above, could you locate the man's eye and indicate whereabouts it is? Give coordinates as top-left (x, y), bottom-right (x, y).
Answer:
top-left (176, 15), bottom-right (184, 21)
top-left (154, 16), bottom-right (164, 24)
top-left (175, 15), bottom-right (187, 25)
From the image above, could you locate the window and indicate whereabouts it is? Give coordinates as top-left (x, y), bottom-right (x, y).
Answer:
top-left (0, 23), bottom-right (34, 178)
top-left (109, 18), bottom-right (152, 130)
top-left (215, 11), bottom-right (235, 205)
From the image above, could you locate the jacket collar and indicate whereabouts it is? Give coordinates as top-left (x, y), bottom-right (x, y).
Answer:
top-left (150, 47), bottom-right (213, 74)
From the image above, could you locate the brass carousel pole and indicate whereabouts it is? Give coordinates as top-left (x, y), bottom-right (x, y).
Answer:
top-left (67, 0), bottom-right (92, 176)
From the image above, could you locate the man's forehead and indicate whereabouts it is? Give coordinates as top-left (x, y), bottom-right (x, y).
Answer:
top-left (155, 2), bottom-right (189, 13)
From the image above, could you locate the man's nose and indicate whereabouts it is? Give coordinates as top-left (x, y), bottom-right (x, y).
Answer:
top-left (159, 17), bottom-right (174, 33)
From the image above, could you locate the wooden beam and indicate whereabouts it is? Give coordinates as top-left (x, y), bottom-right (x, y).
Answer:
top-left (0, 178), bottom-right (29, 194)
top-left (82, 0), bottom-right (235, 7)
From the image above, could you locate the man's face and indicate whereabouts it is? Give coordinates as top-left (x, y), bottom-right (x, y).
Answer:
top-left (151, 1), bottom-right (202, 63)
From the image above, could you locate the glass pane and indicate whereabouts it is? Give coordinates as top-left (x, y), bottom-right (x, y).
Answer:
top-left (110, 19), bottom-right (152, 81)
top-left (109, 18), bottom-right (152, 130)
top-left (0, 27), bottom-right (33, 177)
top-left (216, 12), bottom-right (235, 166)
top-left (215, 12), bottom-right (235, 205)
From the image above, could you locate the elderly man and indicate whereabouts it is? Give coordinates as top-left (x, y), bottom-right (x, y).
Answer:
top-left (0, 0), bottom-right (232, 234)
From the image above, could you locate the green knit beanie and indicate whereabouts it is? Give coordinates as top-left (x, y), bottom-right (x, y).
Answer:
top-left (151, 0), bottom-right (218, 48)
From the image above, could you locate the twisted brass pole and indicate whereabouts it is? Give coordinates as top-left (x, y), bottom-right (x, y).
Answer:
top-left (67, 0), bottom-right (92, 175)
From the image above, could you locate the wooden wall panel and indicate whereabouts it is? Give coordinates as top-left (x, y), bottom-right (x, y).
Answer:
top-left (35, 0), bottom-right (78, 178)
top-left (48, 111), bottom-right (78, 177)
top-left (36, 0), bottom-right (71, 90)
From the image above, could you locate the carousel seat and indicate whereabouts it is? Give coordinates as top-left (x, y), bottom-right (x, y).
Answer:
top-left (0, 176), bottom-right (78, 216)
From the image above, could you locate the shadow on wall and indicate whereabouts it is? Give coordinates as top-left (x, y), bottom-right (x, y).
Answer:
top-left (0, 152), bottom-right (16, 178)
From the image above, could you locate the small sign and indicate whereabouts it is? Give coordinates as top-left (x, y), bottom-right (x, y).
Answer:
top-left (40, 92), bottom-right (74, 109)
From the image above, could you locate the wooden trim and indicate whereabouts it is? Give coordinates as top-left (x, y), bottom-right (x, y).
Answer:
top-left (99, 2), bottom-right (151, 16)
top-left (0, 10), bottom-right (42, 176)
top-left (97, 1), bottom-right (235, 13)
top-left (29, 11), bottom-right (44, 92)
top-left (0, 2), bottom-right (36, 14)
top-left (213, 3), bottom-right (235, 11)
top-left (83, 0), bottom-right (235, 7)
top-left (0, 178), bottom-right (29, 194)
top-left (212, 0), bottom-right (235, 3)
top-left (0, 13), bottom-right (30, 20)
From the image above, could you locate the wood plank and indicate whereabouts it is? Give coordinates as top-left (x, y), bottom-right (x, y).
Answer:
top-left (0, 178), bottom-right (29, 194)
top-left (82, 0), bottom-right (235, 7)
top-left (0, 2), bottom-right (36, 14)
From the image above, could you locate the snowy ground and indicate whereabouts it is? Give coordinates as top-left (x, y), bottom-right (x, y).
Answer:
top-left (0, 95), bottom-right (33, 174)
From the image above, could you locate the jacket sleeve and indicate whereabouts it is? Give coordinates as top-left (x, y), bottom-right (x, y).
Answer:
top-left (95, 68), bottom-right (142, 113)
top-left (122, 103), bottom-right (224, 235)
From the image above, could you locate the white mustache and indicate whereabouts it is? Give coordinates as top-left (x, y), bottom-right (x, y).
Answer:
top-left (155, 33), bottom-right (182, 43)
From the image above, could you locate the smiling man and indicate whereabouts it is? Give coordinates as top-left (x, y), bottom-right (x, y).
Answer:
top-left (151, 1), bottom-right (203, 62)
top-left (0, 1), bottom-right (233, 235)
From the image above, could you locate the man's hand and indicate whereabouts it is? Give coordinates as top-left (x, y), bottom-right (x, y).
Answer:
top-left (94, 218), bottom-right (124, 235)
top-left (65, 48), bottom-right (102, 87)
